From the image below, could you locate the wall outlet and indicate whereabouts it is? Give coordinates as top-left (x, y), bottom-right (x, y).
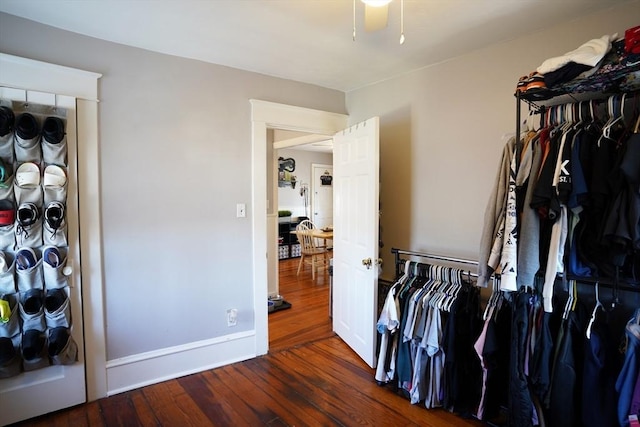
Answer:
top-left (236, 203), bottom-right (246, 218)
top-left (227, 308), bottom-right (238, 326)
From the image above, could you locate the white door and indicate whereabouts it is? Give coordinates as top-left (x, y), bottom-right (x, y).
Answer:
top-left (311, 163), bottom-right (333, 229)
top-left (332, 117), bottom-right (379, 368)
top-left (0, 90), bottom-right (86, 425)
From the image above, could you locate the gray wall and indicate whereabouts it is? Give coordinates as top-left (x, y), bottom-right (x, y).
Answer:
top-left (0, 12), bottom-right (346, 360)
top-left (346, 0), bottom-right (640, 280)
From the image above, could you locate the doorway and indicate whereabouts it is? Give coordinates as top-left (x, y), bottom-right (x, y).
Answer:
top-left (250, 100), bottom-right (348, 356)
top-left (270, 142), bottom-right (334, 351)
top-left (251, 101), bottom-right (381, 368)
top-left (273, 139), bottom-right (333, 272)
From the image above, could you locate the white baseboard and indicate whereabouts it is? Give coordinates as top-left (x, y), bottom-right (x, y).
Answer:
top-left (105, 330), bottom-right (256, 395)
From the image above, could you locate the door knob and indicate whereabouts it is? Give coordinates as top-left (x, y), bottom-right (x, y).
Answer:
top-left (362, 258), bottom-right (372, 269)
top-left (375, 258), bottom-right (383, 267)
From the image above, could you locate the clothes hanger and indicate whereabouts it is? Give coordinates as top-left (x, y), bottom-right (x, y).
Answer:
top-left (562, 280), bottom-right (577, 320)
top-left (438, 270), bottom-right (456, 311)
top-left (601, 94), bottom-right (626, 142)
top-left (393, 260), bottom-right (412, 293)
top-left (586, 282), bottom-right (604, 339)
top-left (444, 269), bottom-right (462, 312)
top-left (483, 276), bottom-right (499, 321)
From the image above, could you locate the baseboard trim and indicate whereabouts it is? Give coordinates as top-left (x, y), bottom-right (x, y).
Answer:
top-left (105, 330), bottom-right (256, 395)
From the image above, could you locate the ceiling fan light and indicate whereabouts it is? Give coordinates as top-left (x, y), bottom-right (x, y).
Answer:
top-left (361, 0), bottom-right (392, 7)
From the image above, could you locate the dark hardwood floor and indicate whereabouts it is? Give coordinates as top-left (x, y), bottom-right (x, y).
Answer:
top-left (10, 258), bottom-right (480, 427)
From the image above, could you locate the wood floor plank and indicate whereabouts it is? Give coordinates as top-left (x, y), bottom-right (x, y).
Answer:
top-left (228, 359), bottom-right (332, 427)
top-left (129, 390), bottom-right (161, 426)
top-left (209, 365), bottom-right (284, 425)
top-left (261, 350), bottom-right (412, 426)
top-left (275, 346), bottom-right (430, 426)
top-left (199, 370), bottom-right (267, 426)
top-left (98, 391), bottom-right (139, 427)
top-left (141, 380), bottom-right (213, 427)
top-left (177, 372), bottom-right (245, 426)
top-left (213, 363), bottom-right (310, 426)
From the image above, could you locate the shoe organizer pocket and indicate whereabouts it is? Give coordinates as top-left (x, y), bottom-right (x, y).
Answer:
top-left (0, 294), bottom-right (19, 339)
top-left (13, 182), bottom-right (43, 207)
top-left (0, 224), bottom-right (15, 251)
top-left (44, 287), bottom-right (71, 329)
top-left (0, 337), bottom-right (21, 379)
top-left (0, 253), bottom-right (15, 295)
top-left (14, 135), bottom-right (42, 164)
top-left (0, 133), bottom-right (14, 166)
top-left (15, 221), bottom-right (43, 249)
top-left (44, 180), bottom-right (68, 207)
top-left (43, 249), bottom-right (68, 290)
top-left (42, 138), bottom-right (67, 167)
top-left (21, 329), bottom-right (49, 372)
top-left (0, 174), bottom-right (15, 201)
top-left (48, 327), bottom-right (77, 365)
top-left (16, 258), bottom-right (44, 292)
top-left (44, 220), bottom-right (67, 248)
top-left (19, 289), bottom-right (45, 332)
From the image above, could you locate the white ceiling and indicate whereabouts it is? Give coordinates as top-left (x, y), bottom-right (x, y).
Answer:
top-left (0, 0), bottom-right (629, 92)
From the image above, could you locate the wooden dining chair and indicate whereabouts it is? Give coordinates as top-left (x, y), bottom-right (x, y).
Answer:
top-left (296, 220), bottom-right (329, 280)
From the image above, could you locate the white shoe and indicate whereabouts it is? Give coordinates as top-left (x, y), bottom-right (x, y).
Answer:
top-left (15, 162), bottom-right (40, 187)
top-left (43, 165), bottom-right (67, 187)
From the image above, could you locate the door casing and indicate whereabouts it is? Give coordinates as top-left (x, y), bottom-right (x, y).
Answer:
top-left (250, 100), bottom-right (348, 355)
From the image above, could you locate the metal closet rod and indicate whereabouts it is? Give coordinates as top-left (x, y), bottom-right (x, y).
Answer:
top-left (390, 248), bottom-right (479, 266)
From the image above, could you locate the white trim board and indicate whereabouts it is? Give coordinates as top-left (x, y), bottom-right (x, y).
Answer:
top-left (0, 53), bottom-right (101, 101)
top-left (106, 331), bottom-right (256, 395)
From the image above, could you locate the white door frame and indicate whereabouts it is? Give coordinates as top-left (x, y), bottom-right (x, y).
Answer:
top-left (310, 163), bottom-right (333, 229)
top-left (250, 100), bottom-right (347, 355)
top-left (0, 53), bottom-right (106, 400)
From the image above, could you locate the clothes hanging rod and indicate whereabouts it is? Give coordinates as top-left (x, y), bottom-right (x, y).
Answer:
top-left (390, 248), bottom-right (479, 266)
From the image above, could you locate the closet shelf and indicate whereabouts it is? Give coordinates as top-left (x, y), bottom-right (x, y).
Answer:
top-left (518, 66), bottom-right (640, 104)
top-left (517, 33), bottom-right (640, 105)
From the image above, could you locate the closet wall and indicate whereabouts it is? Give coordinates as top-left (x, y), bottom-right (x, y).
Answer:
top-left (346, 0), bottom-right (640, 281)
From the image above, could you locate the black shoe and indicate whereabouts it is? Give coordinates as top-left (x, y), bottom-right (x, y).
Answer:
top-left (0, 337), bottom-right (21, 378)
top-left (48, 327), bottom-right (77, 365)
top-left (22, 329), bottom-right (49, 371)
top-left (22, 288), bottom-right (44, 314)
top-left (42, 117), bottom-right (65, 144)
top-left (22, 329), bottom-right (45, 361)
top-left (44, 201), bottom-right (65, 234)
top-left (0, 106), bottom-right (14, 137)
top-left (45, 288), bottom-right (66, 312)
top-left (15, 113), bottom-right (39, 140)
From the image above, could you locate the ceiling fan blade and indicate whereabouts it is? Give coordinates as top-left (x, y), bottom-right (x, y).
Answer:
top-left (364, 4), bottom-right (388, 32)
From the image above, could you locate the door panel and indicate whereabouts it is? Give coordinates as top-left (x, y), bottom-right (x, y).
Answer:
top-left (311, 164), bottom-right (333, 229)
top-left (332, 117), bottom-right (379, 368)
top-left (0, 91), bottom-right (85, 426)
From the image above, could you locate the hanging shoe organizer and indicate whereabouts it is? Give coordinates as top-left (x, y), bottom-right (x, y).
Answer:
top-left (0, 100), bottom-right (77, 380)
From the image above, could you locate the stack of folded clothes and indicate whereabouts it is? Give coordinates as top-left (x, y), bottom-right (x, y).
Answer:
top-left (516, 26), bottom-right (640, 100)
